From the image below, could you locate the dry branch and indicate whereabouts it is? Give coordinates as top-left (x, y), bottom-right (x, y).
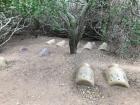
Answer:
top-left (0, 12), bottom-right (28, 47)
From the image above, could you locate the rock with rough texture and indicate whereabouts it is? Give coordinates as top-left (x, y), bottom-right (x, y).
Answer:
top-left (56, 40), bottom-right (66, 47)
top-left (39, 48), bottom-right (49, 57)
top-left (76, 63), bottom-right (94, 86)
top-left (105, 64), bottom-right (130, 88)
top-left (83, 42), bottom-right (93, 50)
top-left (46, 39), bottom-right (56, 45)
top-left (0, 57), bottom-right (7, 68)
top-left (98, 42), bottom-right (108, 51)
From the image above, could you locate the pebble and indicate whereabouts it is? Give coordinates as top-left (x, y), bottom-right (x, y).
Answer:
top-left (77, 85), bottom-right (102, 101)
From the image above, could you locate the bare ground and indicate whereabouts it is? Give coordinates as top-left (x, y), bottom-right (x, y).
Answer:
top-left (0, 36), bottom-right (140, 105)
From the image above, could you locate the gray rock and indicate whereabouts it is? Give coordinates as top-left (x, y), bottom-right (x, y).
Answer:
top-left (39, 48), bottom-right (49, 57)
top-left (20, 47), bottom-right (28, 52)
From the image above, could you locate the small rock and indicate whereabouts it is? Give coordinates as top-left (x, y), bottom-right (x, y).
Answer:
top-left (0, 56), bottom-right (7, 68)
top-left (98, 42), bottom-right (108, 51)
top-left (20, 47), bottom-right (28, 52)
top-left (56, 40), bottom-right (66, 47)
top-left (46, 39), bottom-right (55, 45)
top-left (83, 42), bottom-right (93, 50)
top-left (39, 48), bottom-right (49, 57)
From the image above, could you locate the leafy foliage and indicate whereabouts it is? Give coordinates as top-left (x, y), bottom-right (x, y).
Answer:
top-left (94, 0), bottom-right (140, 58)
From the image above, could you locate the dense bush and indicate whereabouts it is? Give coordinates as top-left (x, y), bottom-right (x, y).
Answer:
top-left (0, 0), bottom-right (27, 47)
top-left (105, 0), bottom-right (140, 58)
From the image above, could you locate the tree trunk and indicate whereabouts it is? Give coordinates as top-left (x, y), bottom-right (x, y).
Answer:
top-left (69, 31), bottom-right (78, 54)
top-left (69, 40), bottom-right (77, 54)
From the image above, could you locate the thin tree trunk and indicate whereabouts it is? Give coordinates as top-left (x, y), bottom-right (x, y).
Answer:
top-left (69, 30), bottom-right (78, 54)
top-left (69, 39), bottom-right (77, 54)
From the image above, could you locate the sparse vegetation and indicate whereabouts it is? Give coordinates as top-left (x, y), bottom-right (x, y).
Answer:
top-left (0, 0), bottom-right (139, 58)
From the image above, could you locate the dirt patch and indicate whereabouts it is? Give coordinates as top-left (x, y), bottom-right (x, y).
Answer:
top-left (0, 36), bottom-right (140, 105)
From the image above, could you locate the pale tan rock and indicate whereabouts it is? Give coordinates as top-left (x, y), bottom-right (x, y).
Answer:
top-left (105, 63), bottom-right (130, 88)
top-left (83, 42), bottom-right (93, 50)
top-left (76, 63), bottom-right (94, 86)
top-left (98, 42), bottom-right (108, 51)
top-left (56, 40), bottom-right (66, 47)
top-left (0, 57), bottom-right (7, 69)
top-left (46, 39), bottom-right (55, 45)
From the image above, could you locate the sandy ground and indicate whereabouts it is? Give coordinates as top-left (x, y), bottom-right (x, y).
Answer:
top-left (0, 36), bottom-right (140, 105)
